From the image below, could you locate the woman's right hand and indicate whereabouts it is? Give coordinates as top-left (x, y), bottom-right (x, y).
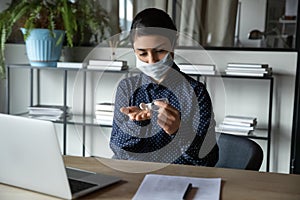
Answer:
top-left (120, 106), bottom-right (151, 121)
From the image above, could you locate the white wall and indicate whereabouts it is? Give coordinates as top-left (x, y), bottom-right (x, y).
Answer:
top-left (5, 44), bottom-right (298, 174)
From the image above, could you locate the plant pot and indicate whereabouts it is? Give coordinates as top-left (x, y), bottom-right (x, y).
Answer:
top-left (21, 28), bottom-right (65, 67)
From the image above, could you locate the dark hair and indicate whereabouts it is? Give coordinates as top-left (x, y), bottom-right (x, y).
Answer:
top-left (130, 8), bottom-right (177, 47)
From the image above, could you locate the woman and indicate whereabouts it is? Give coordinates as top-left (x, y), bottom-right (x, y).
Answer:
top-left (109, 8), bottom-right (218, 166)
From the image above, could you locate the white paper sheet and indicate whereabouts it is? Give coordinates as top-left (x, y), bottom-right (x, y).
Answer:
top-left (133, 174), bottom-right (221, 200)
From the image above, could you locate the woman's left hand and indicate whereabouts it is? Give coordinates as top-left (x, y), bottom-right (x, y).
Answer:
top-left (154, 100), bottom-right (180, 135)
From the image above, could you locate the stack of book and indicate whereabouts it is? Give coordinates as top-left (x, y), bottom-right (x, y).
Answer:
top-left (87, 60), bottom-right (128, 71)
top-left (94, 102), bottom-right (115, 125)
top-left (28, 105), bottom-right (71, 121)
top-left (225, 63), bottom-right (272, 77)
top-left (177, 63), bottom-right (216, 75)
top-left (215, 115), bottom-right (257, 136)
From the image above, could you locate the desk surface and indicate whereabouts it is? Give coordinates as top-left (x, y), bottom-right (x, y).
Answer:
top-left (1, 156), bottom-right (300, 200)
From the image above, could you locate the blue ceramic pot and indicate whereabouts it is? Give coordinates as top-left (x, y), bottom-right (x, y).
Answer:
top-left (21, 28), bottom-right (65, 67)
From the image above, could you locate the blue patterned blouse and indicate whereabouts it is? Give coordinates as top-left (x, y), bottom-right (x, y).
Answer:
top-left (110, 64), bottom-right (219, 166)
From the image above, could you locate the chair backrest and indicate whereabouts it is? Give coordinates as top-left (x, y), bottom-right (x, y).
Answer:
top-left (215, 133), bottom-right (263, 171)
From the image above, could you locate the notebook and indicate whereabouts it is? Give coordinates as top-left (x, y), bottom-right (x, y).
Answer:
top-left (0, 114), bottom-right (121, 199)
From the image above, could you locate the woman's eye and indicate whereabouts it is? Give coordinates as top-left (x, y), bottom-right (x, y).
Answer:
top-left (139, 53), bottom-right (147, 57)
top-left (156, 49), bottom-right (166, 53)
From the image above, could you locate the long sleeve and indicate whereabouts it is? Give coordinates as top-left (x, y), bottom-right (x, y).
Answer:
top-left (109, 78), bottom-right (174, 161)
top-left (109, 69), bottom-right (218, 166)
top-left (172, 81), bottom-right (219, 166)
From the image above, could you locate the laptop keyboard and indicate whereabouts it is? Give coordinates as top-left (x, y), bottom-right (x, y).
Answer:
top-left (68, 178), bottom-right (97, 194)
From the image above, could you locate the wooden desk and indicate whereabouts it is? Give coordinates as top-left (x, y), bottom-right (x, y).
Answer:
top-left (1, 156), bottom-right (300, 200)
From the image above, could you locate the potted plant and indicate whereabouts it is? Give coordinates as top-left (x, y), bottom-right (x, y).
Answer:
top-left (0, 0), bottom-right (111, 79)
top-left (72, 0), bottom-right (112, 46)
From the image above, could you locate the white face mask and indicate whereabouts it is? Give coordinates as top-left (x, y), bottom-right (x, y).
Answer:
top-left (136, 53), bottom-right (174, 81)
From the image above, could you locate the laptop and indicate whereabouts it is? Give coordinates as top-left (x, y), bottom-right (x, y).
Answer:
top-left (0, 114), bottom-right (121, 199)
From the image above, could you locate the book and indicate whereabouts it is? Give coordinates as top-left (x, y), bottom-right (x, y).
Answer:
top-left (88, 59), bottom-right (127, 67)
top-left (28, 104), bottom-right (69, 110)
top-left (222, 120), bottom-right (255, 127)
top-left (28, 105), bottom-right (70, 115)
top-left (95, 118), bottom-right (113, 126)
top-left (56, 62), bottom-right (84, 69)
top-left (226, 62), bottom-right (271, 77)
top-left (227, 63), bottom-right (269, 68)
top-left (86, 65), bottom-right (128, 71)
top-left (28, 104), bottom-right (72, 121)
top-left (95, 115), bottom-right (113, 120)
top-left (178, 63), bottom-right (215, 75)
top-left (224, 115), bottom-right (257, 124)
top-left (95, 114), bottom-right (113, 120)
top-left (218, 123), bottom-right (254, 131)
top-left (215, 126), bottom-right (251, 136)
top-left (94, 102), bottom-right (114, 125)
top-left (216, 115), bottom-right (257, 136)
top-left (95, 115), bottom-right (113, 125)
top-left (225, 68), bottom-right (271, 75)
top-left (225, 69), bottom-right (270, 74)
top-left (182, 70), bottom-right (216, 75)
top-left (178, 63), bottom-right (215, 71)
top-left (95, 103), bottom-right (115, 111)
top-left (225, 71), bottom-right (266, 77)
top-left (226, 67), bottom-right (272, 72)
top-left (29, 114), bottom-right (72, 121)
top-left (95, 110), bottom-right (114, 116)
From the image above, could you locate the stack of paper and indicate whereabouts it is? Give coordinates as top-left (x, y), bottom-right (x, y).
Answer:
top-left (178, 63), bottom-right (216, 75)
top-left (133, 174), bottom-right (221, 200)
top-left (215, 115), bottom-right (257, 136)
top-left (87, 60), bottom-right (128, 71)
top-left (28, 105), bottom-right (71, 121)
top-left (94, 102), bottom-right (114, 125)
top-left (225, 63), bottom-right (272, 77)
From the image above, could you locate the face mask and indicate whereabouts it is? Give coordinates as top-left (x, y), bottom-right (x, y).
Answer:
top-left (136, 53), bottom-right (174, 81)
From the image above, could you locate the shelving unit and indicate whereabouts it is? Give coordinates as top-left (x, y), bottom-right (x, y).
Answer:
top-left (6, 64), bottom-right (128, 156)
top-left (189, 73), bottom-right (273, 172)
top-left (6, 64), bottom-right (273, 172)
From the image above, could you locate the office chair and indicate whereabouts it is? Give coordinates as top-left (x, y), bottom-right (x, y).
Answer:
top-left (215, 133), bottom-right (263, 171)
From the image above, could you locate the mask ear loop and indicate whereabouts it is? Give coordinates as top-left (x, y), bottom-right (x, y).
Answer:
top-left (170, 32), bottom-right (178, 52)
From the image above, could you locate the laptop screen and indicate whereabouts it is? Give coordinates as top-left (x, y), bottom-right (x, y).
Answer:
top-left (0, 114), bottom-right (72, 199)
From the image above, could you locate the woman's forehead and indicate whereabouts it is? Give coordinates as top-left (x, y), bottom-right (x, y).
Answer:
top-left (133, 35), bottom-right (172, 50)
